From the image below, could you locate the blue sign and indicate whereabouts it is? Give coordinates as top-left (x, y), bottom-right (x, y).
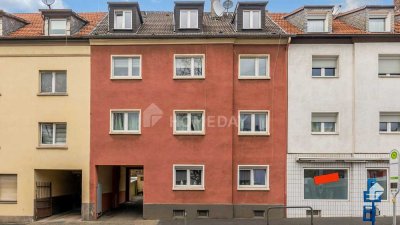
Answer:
top-left (363, 179), bottom-right (383, 225)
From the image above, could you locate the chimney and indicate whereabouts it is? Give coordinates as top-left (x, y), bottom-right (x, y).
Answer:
top-left (395, 0), bottom-right (400, 13)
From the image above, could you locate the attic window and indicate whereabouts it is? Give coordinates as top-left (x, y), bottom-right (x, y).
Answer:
top-left (369, 17), bottom-right (386, 32)
top-left (114, 10), bottom-right (132, 30)
top-left (49, 19), bottom-right (67, 36)
top-left (243, 10), bottom-right (261, 29)
top-left (180, 9), bottom-right (198, 29)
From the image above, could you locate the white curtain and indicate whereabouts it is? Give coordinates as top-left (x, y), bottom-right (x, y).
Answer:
top-left (191, 113), bottom-right (202, 131)
top-left (176, 113), bottom-right (188, 131)
top-left (369, 18), bottom-right (385, 32)
top-left (55, 124), bottom-right (66, 144)
top-left (113, 113), bottom-right (124, 130)
top-left (255, 114), bottom-right (266, 132)
top-left (128, 112), bottom-right (139, 131)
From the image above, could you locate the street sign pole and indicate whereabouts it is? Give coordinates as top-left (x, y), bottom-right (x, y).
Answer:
top-left (390, 149), bottom-right (400, 225)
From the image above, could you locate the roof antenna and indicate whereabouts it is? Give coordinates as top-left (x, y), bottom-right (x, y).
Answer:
top-left (223, 0), bottom-right (233, 14)
top-left (42, 0), bottom-right (56, 9)
top-left (333, 5), bottom-right (342, 16)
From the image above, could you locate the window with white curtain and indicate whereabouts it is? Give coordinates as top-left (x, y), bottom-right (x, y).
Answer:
top-left (49, 19), bottom-right (67, 35)
top-left (0, 175), bottom-right (17, 203)
top-left (238, 165), bottom-right (269, 190)
top-left (307, 16), bottom-right (326, 32)
top-left (369, 17), bottom-right (386, 32)
top-left (239, 55), bottom-right (269, 78)
top-left (243, 10), bottom-right (261, 29)
top-left (114, 10), bottom-right (132, 29)
top-left (239, 111), bottom-right (269, 135)
top-left (380, 112), bottom-right (400, 133)
top-left (173, 165), bottom-right (204, 190)
top-left (174, 55), bottom-right (204, 78)
top-left (379, 55), bottom-right (400, 77)
top-left (312, 56), bottom-right (338, 77)
top-left (111, 110), bottom-right (141, 134)
top-left (180, 10), bottom-right (198, 29)
top-left (174, 111), bottom-right (205, 135)
top-left (112, 56), bottom-right (141, 78)
top-left (312, 113), bottom-right (338, 134)
top-left (40, 123), bottom-right (67, 146)
top-left (40, 71), bottom-right (67, 94)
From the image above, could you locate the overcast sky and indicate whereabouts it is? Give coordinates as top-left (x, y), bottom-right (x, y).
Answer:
top-left (0, 0), bottom-right (393, 13)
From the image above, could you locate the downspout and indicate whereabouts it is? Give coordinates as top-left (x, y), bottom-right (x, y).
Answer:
top-left (351, 39), bottom-right (356, 157)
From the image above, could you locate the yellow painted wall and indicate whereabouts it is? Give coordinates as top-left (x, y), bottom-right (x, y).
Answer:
top-left (0, 45), bottom-right (90, 217)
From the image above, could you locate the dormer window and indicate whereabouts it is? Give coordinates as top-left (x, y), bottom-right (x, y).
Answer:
top-left (114, 10), bottom-right (132, 30)
top-left (307, 15), bottom-right (327, 33)
top-left (180, 9), bottom-right (198, 29)
top-left (49, 19), bottom-right (67, 36)
top-left (243, 10), bottom-right (261, 29)
top-left (369, 17), bottom-right (386, 32)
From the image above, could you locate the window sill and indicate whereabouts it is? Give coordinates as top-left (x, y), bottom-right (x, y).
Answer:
top-left (110, 131), bottom-right (141, 135)
top-left (0, 201), bottom-right (17, 204)
top-left (178, 28), bottom-right (200, 30)
top-left (173, 186), bottom-right (205, 191)
top-left (173, 76), bottom-right (205, 80)
top-left (238, 187), bottom-right (269, 191)
top-left (36, 145), bottom-right (68, 150)
top-left (311, 76), bottom-right (339, 78)
top-left (37, 93), bottom-right (68, 96)
top-left (379, 132), bottom-right (400, 135)
top-left (379, 75), bottom-right (400, 78)
top-left (238, 76), bottom-right (270, 80)
top-left (238, 132), bottom-right (270, 136)
top-left (110, 77), bottom-right (142, 80)
top-left (242, 28), bottom-right (263, 31)
top-left (113, 28), bottom-right (133, 31)
top-left (311, 132), bottom-right (339, 135)
top-left (174, 132), bottom-right (205, 136)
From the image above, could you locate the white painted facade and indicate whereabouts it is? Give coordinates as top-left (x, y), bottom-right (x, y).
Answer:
top-left (287, 43), bottom-right (400, 217)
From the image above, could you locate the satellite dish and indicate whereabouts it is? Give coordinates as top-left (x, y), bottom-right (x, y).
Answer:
top-left (42, 0), bottom-right (56, 9)
top-left (212, 0), bottom-right (225, 17)
top-left (223, 0), bottom-right (234, 11)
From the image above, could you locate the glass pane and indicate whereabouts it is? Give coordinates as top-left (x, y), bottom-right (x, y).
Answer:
top-left (312, 68), bottom-right (322, 77)
top-left (113, 113), bottom-right (125, 131)
top-left (307, 19), bottom-right (325, 32)
top-left (380, 122), bottom-right (388, 132)
top-left (240, 58), bottom-right (256, 76)
top-left (189, 10), bottom-right (198, 28)
top-left (368, 170), bottom-right (388, 200)
top-left (175, 170), bottom-right (187, 185)
top-left (128, 112), bottom-right (139, 131)
top-left (252, 11), bottom-right (261, 29)
top-left (55, 124), bottom-right (66, 144)
top-left (369, 18), bottom-right (385, 32)
top-left (190, 169), bottom-right (202, 185)
top-left (325, 68), bottom-right (336, 77)
top-left (50, 20), bottom-right (66, 35)
top-left (55, 72), bottom-right (66, 93)
top-left (239, 170), bottom-right (251, 185)
top-left (254, 169), bottom-right (266, 185)
top-left (124, 11), bottom-right (132, 29)
top-left (258, 57), bottom-right (267, 76)
top-left (240, 113), bottom-right (252, 131)
top-left (191, 113), bottom-right (203, 131)
top-left (180, 10), bottom-right (189, 28)
top-left (243, 11), bottom-right (250, 29)
top-left (391, 122), bottom-right (400, 132)
top-left (176, 113), bottom-right (188, 131)
top-left (304, 169), bottom-right (348, 200)
top-left (194, 57), bottom-right (203, 76)
top-left (324, 122), bottom-right (336, 132)
top-left (176, 58), bottom-right (192, 76)
top-left (41, 72), bottom-right (53, 93)
top-left (312, 122), bottom-right (321, 132)
top-left (113, 58), bottom-right (129, 76)
top-left (132, 57), bottom-right (140, 76)
top-left (115, 12), bottom-right (123, 29)
top-left (254, 114), bottom-right (267, 132)
top-left (41, 124), bottom-right (53, 144)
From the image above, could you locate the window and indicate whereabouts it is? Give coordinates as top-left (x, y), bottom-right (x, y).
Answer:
top-left (174, 111), bottom-right (205, 135)
top-left (111, 56), bottom-right (141, 79)
top-left (312, 56), bottom-right (338, 77)
top-left (367, 169), bottom-right (388, 200)
top-left (312, 113), bottom-right (338, 134)
top-left (110, 110), bottom-right (141, 134)
top-left (379, 55), bottom-right (400, 77)
top-left (369, 18), bottom-right (386, 32)
top-left (304, 169), bottom-right (348, 200)
top-left (180, 10), bottom-right (198, 29)
top-left (243, 10), bottom-right (261, 29)
top-left (197, 210), bottom-right (209, 218)
top-left (239, 55), bottom-right (269, 78)
top-left (253, 210), bottom-right (265, 218)
top-left (174, 55), bottom-right (205, 78)
top-left (49, 19), bottom-right (67, 35)
top-left (173, 210), bottom-right (186, 217)
top-left (0, 175), bottom-right (17, 203)
top-left (238, 165), bottom-right (269, 190)
top-left (173, 165), bottom-right (204, 190)
top-left (40, 123), bottom-right (67, 146)
top-left (239, 111), bottom-right (269, 135)
top-left (40, 71), bottom-right (67, 94)
top-left (114, 10), bottom-right (132, 29)
top-left (380, 112), bottom-right (400, 134)
top-left (307, 19), bottom-right (325, 32)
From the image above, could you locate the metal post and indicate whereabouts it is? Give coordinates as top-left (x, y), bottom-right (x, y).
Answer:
top-left (393, 198), bottom-right (396, 225)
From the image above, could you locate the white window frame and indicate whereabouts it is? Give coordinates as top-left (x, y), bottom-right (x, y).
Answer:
top-left (237, 165), bottom-right (269, 191)
top-left (303, 168), bottom-right (349, 201)
top-left (238, 110), bottom-right (270, 136)
top-left (49, 18), bottom-right (67, 36)
top-left (238, 54), bottom-right (270, 79)
top-left (39, 71), bottom-right (67, 94)
top-left (378, 55), bottom-right (400, 78)
top-left (243, 10), bottom-right (262, 29)
top-left (114, 10), bottom-right (133, 30)
top-left (173, 54), bottom-right (205, 79)
top-left (307, 19), bottom-right (326, 33)
top-left (173, 164), bottom-right (205, 191)
top-left (379, 112), bottom-right (400, 134)
top-left (368, 15), bottom-right (389, 33)
top-left (179, 9), bottom-right (199, 29)
top-left (111, 55), bottom-right (142, 79)
top-left (311, 56), bottom-right (339, 78)
top-left (366, 168), bottom-right (389, 201)
top-left (39, 123), bottom-right (67, 147)
top-left (110, 109), bottom-right (141, 135)
top-left (311, 112), bottom-right (339, 135)
top-left (173, 110), bottom-right (205, 135)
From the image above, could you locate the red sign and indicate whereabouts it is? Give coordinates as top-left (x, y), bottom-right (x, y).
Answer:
top-left (314, 173), bottom-right (340, 185)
